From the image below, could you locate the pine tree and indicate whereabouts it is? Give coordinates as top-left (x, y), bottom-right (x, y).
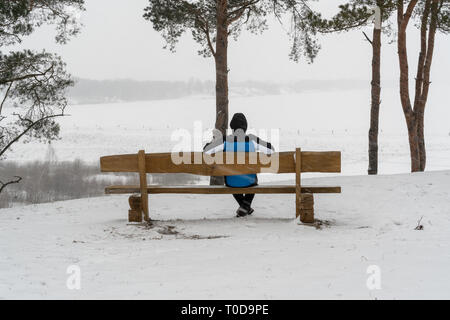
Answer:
top-left (305, 0), bottom-right (449, 173)
top-left (396, 0), bottom-right (449, 172)
top-left (144, 0), bottom-right (322, 185)
top-left (0, 0), bottom-right (85, 192)
top-left (144, 0), bottom-right (321, 135)
top-left (304, 0), bottom-right (396, 175)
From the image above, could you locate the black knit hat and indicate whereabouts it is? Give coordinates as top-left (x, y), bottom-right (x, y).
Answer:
top-left (230, 113), bottom-right (248, 132)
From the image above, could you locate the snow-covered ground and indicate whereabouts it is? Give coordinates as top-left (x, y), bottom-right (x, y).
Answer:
top-left (1, 171), bottom-right (449, 299)
top-left (1, 88), bottom-right (449, 299)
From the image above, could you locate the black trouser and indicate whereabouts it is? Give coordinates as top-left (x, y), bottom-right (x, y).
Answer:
top-left (232, 194), bottom-right (255, 209)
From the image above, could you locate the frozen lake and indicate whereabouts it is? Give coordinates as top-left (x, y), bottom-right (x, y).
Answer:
top-left (6, 86), bottom-right (450, 180)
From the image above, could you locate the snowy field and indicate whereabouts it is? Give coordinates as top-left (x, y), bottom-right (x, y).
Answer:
top-left (5, 86), bottom-right (450, 180)
top-left (1, 88), bottom-right (450, 299)
top-left (1, 171), bottom-right (449, 299)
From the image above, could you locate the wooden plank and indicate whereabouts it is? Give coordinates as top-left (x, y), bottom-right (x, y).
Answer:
top-left (100, 151), bottom-right (341, 175)
top-left (105, 185), bottom-right (341, 194)
top-left (301, 151), bottom-right (341, 173)
top-left (138, 150), bottom-right (149, 222)
top-left (100, 154), bottom-right (138, 172)
top-left (295, 148), bottom-right (302, 219)
top-left (143, 152), bottom-right (295, 175)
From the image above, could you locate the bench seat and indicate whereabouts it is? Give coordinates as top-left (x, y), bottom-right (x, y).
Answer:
top-left (105, 185), bottom-right (341, 195)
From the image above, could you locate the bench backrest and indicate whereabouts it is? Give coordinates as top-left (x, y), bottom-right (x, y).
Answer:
top-left (100, 150), bottom-right (341, 175)
top-left (100, 149), bottom-right (341, 222)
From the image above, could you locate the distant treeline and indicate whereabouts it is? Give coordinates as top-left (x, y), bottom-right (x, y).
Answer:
top-left (68, 78), bottom-right (215, 104)
top-left (69, 78), bottom-right (369, 105)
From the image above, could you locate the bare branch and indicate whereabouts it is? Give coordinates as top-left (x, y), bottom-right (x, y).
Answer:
top-left (0, 113), bottom-right (66, 158)
top-left (0, 81), bottom-right (13, 116)
top-left (204, 22), bottom-right (216, 57)
top-left (0, 176), bottom-right (22, 194)
top-left (227, 0), bottom-right (261, 25)
top-left (362, 31), bottom-right (373, 45)
top-left (183, 5), bottom-right (216, 57)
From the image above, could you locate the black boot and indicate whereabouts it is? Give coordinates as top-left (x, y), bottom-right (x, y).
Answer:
top-left (236, 206), bottom-right (249, 217)
top-left (242, 200), bottom-right (254, 215)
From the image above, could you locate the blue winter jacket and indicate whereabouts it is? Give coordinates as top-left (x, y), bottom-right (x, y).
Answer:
top-left (203, 130), bottom-right (275, 187)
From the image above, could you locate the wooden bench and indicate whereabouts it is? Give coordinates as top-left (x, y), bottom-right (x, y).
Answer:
top-left (100, 148), bottom-right (341, 223)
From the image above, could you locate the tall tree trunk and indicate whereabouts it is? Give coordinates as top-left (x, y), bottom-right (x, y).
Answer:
top-left (368, 26), bottom-right (381, 175)
top-left (413, 0), bottom-right (431, 172)
top-left (405, 114), bottom-right (420, 172)
top-left (210, 0), bottom-right (229, 186)
top-left (416, 110), bottom-right (426, 170)
top-left (414, 0), bottom-right (439, 171)
top-left (215, 0), bottom-right (229, 136)
top-left (397, 0), bottom-right (421, 172)
top-left (398, 31), bottom-right (420, 172)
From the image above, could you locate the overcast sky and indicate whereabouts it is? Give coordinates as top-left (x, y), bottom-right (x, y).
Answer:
top-left (9, 0), bottom-right (450, 84)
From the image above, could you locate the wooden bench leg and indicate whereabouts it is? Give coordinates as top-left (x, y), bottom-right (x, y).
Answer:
top-left (138, 150), bottom-right (150, 222)
top-left (128, 194), bottom-right (143, 223)
top-left (299, 193), bottom-right (314, 223)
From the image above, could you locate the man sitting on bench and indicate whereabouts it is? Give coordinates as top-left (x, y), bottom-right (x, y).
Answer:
top-left (204, 113), bottom-right (275, 217)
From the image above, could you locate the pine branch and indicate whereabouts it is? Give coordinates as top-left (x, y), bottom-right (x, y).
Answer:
top-left (0, 65), bottom-right (54, 86)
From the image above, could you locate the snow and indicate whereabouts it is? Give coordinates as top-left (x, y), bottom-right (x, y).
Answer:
top-left (5, 86), bottom-right (450, 180)
top-left (2, 87), bottom-right (450, 299)
top-left (1, 171), bottom-right (449, 299)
